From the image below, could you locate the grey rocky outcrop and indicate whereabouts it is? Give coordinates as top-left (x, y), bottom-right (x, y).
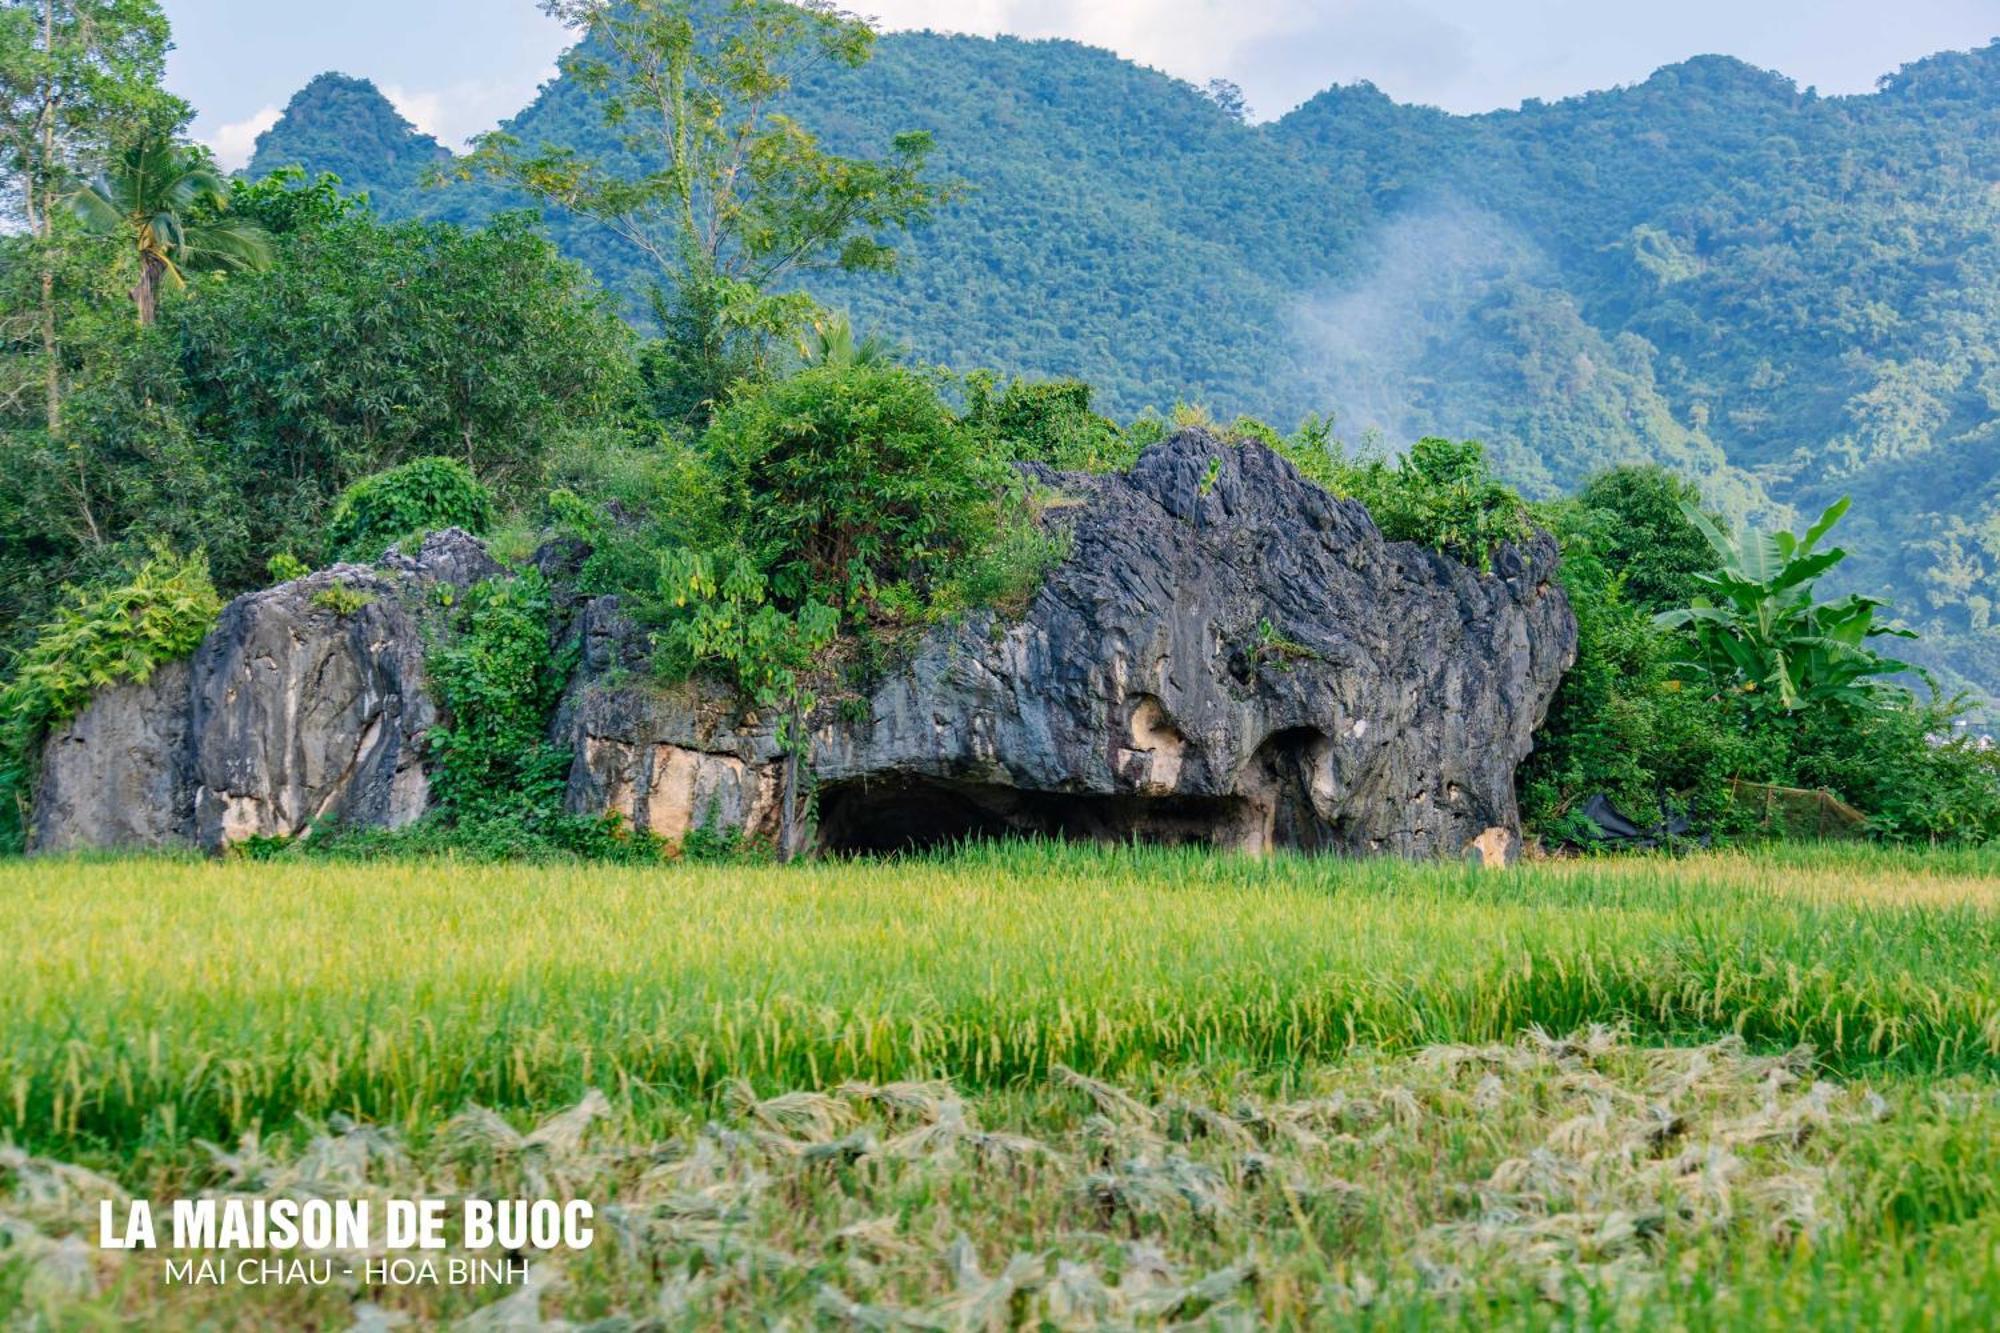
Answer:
top-left (28, 662), bottom-right (195, 854)
top-left (30, 530), bottom-right (500, 853)
top-left (33, 434), bottom-right (1577, 859)
top-left (561, 430), bottom-right (1577, 859)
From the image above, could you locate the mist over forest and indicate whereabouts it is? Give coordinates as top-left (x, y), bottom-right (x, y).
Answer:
top-left (244, 36), bottom-right (2000, 697)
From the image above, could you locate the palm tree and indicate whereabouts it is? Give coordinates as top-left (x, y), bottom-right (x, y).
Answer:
top-left (68, 140), bottom-right (274, 325)
top-left (796, 312), bottom-right (897, 370)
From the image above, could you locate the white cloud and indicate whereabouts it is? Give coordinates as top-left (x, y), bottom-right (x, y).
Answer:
top-left (382, 71), bottom-right (561, 149)
top-left (204, 105), bottom-right (281, 172)
top-left (381, 84), bottom-right (448, 139)
top-left (861, 0), bottom-right (1332, 115)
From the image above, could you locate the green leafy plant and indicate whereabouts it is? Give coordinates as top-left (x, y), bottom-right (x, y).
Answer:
top-left (265, 552), bottom-right (310, 583)
top-left (308, 581), bottom-right (371, 615)
top-left (1657, 497), bottom-right (1914, 715)
top-left (0, 548), bottom-right (220, 851)
top-left (423, 573), bottom-right (573, 825)
top-left (962, 373), bottom-right (1135, 473)
top-left (1519, 493), bottom-right (1754, 836)
top-left (325, 456), bottom-right (496, 563)
top-left (1340, 438), bottom-right (1532, 571)
top-left (654, 548), bottom-right (839, 860)
top-left (704, 364), bottom-right (1013, 611)
top-left (1247, 618), bottom-right (1320, 672)
top-left (1198, 456), bottom-right (1223, 496)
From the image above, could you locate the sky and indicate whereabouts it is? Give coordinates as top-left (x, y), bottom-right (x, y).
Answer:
top-left (163, 0), bottom-right (2000, 170)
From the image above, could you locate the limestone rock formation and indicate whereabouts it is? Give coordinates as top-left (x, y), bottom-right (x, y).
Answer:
top-left (30, 530), bottom-right (500, 853)
top-left (561, 430), bottom-right (1577, 858)
top-left (32, 434), bottom-right (1576, 859)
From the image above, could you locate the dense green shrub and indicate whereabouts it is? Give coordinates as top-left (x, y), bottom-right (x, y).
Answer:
top-left (962, 373), bottom-right (1136, 473)
top-left (704, 364), bottom-right (1018, 611)
top-left (326, 457), bottom-right (497, 562)
top-left (0, 550), bottom-right (221, 852)
top-left (654, 550), bottom-right (840, 722)
top-left (1572, 466), bottom-right (1718, 613)
top-left (1519, 496), bottom-right (1753, 836)
top-left (1337, 438), bottom-right (1533, 571)
top-left (1781, 693), bottom-right (2000, 844)
top-left (423, 573), bottom-right (572, 825)
top-left (1525, 476), bottom-right (2000, 846)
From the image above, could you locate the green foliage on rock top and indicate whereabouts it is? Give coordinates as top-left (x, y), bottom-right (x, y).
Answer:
top-left (706, 364), bottom-right (1015, 611)
top-left (326, 457), bottom-right (496, 563)
top-left (1331, 437), bottom-right (1533, 572)
top-left (0, 547), bottom-right (219, 852)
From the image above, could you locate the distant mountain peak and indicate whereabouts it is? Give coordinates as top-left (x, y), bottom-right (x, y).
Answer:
top-left (248, 71), bottom-right (452, 187)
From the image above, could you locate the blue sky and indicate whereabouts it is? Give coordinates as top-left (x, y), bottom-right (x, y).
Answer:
top-left (163, 0), bottom-right (2000, 168)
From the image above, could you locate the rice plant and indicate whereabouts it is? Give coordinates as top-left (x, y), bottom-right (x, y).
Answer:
top-left (2, 842), bottom-right (1997, 1326)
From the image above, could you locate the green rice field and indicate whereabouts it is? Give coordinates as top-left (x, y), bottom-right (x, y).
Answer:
top-left (3, 844), bottom-right (1999, 1327)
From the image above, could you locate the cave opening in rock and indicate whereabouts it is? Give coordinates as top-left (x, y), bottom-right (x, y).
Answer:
top-left (815, 776), bottom-right (1251, 856)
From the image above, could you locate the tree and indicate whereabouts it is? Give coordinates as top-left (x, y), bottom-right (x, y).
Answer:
top-left (1572, 465), bottom-right (1720, 613)
top-left (162, 206), bottom-right (633, 583)
top-left (0, 0), bottom-right (183, 428)
top-left (68, 138), bottom-right (273, 323)
top-left (1203, 78), bottom-right (1251, 122)
top-left (1657, 497), bottom-right (1916, 715)
top-left (464, 0), bottom-right (949, 425)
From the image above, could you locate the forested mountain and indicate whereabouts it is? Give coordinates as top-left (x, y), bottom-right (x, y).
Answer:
top-left (246, 34), bottom-right (2000, 697)
top-left (248, 74), bottom-right (455, 211)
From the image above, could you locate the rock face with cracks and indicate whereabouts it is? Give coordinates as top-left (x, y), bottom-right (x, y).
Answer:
top-left (30, 530), bottom-right (501, 853)
top-left (31, 434), bottom-right (1576, 859)
top-left (560, 430), bottom-right (1577, 859)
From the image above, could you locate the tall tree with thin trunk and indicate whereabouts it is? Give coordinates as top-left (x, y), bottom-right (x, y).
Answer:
top-left (462, 0), bottom-right (951, 427)
top-left (0, 0), bottom-right (182, 431)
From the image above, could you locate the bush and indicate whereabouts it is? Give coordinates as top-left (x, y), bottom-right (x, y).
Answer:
top-left (1235, 420), bottom-right (1533, 571)
top-left (962, 373), bottom-right (1136, 473)
top-left (423, 573), bottom-right (572, 826)
top-left (326, 457), bottom-right (496, 563)
top-left (704, 364), bottom-right (1015, 610)
top-left (1774, 692), bottom-right (2000, 844)
top-left (1338, 438), bottom-right (1532, 571)
top-left (1519, 497), bottom-right (1753, 836)
top-left (0, 550), bottom-right (221, 852)
top-left (1572, 465), bottom-right (1717, 613)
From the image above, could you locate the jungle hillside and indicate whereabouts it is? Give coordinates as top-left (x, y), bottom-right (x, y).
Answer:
top-left (243, 32), bottom-right (2000, 701)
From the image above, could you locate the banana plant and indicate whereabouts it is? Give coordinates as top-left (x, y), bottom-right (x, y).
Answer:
top-left (1654, 495), bottom-right (1915, 713)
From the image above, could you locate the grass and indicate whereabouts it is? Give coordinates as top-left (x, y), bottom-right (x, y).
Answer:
top-left (2, 842), bottom-right (1999, 1326)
